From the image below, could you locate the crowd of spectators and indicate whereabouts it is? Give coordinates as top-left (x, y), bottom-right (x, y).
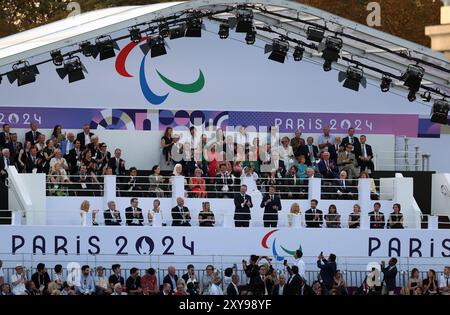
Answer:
top-left (0, 258), bottom-right (448, 296)
top-left (78, 196), bottom-right (405, 229)
top-left (0, 122), bottom-right (379, 199)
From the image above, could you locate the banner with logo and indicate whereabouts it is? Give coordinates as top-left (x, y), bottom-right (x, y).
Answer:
top-left (1, 226), bottom-right (448, 259)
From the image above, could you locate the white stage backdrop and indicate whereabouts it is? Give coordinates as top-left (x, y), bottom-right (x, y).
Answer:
top-left (2, 226), bottom-right (449, 259)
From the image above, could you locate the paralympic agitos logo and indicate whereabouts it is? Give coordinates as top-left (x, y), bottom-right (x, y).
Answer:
top-left (115, 36), bottom-right (205, 105)
top-left (261, 229), bottom-right (302, 261)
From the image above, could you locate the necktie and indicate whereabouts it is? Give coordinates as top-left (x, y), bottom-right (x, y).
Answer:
top-left (326, 160), bottom-right (330, 171)
top-left (5, 158), bottom-right (8, 167)
top-left (363, 145), bottom-right (367, 158)
top-left (350, 137), bottom-right (353, 144)
top-left (33, 131), bottom-right (36, 140)
top-left (270, 195), bottom-right (273, 201)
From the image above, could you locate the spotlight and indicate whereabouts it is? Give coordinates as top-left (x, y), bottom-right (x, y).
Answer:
top-left (235, 8), bottom-right (254, 33)
top-left (7, 61), bottom-right (39, 86)
top-left (265, 39), bottom-right (289, 63)
top-left (293, 46), bottom-right (305, 61)
top-left (421, 91), bottom-right (432, 102)
top-left (129, 27), bottom-right (142, 43)
top-left (185, 17), bottom-right (203, 37)
top-left (159, 23), bottom-right (170, 38)
top-left (430, 99), bottom-right (449, 124)
top-left (79, 41), bottom-right (96, 57)
top-left (338, 66), bottom-right (367, 92)
top-left (402, 64), bottom-right (424, 102)
top-left (56, 56), bottom-right (87, 83)
top-left (245, 28), bottom-right (256, 45)
top-left (169, 24), bottom-right (186, 40)
top-left (140, 35), bottom-right (167, 58)
top-left (50, 50), bottom-right (64, 66)
top-left (218, 23), bottom-right (229, 39)
top-left (380, 75), bottom-right (392, 92)
top-left (306, 27), bottom-right (325, 43)
top-left (319, 36), bottom-right (343, 72)
top-left (93, 35), bottom-right (120, 60)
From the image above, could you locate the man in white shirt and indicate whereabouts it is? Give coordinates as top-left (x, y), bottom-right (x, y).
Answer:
top-left (11, 264), bottom-right (27, 295)
top-left (439, 266), bottom-right (450, 295)
top-left (209, 275), bottom-right (224, 295)
top-left (111, 283), bottom-right (128, 295)
top-left (294, 250), bottom-right (307, 280)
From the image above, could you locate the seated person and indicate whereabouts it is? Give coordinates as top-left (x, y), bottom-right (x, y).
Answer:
top-left (359, 171), bottom-right (379, 200)
top-left (324, 204), bottom-right (341, 228)
top-left (171, 197), bottom-right (191, 227)
top-left (120, 167), bottom-right (145, 197)
top-left (387, 203), bottom-right (404, 229)
top-left (337, 144), bottom-right (358, 179)
top-left (189, 168), bottom-right (207, 198)
top-left (317, 152), bottom-right (338, 179)
top-left (198, 201), bottom-right (216, 227)
top-left (334, 170), bottom-right (357, 200)
top-left (348, 204), bottom-right (361, 229)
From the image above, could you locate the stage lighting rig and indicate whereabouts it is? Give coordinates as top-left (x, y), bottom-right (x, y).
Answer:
top-left (7, 61), bottom-right (39, 86)
top-left (319, 36), bottom-right (343, 72)
top-left (293, 46), bottom-right (305, 61)
top-left (265, 38), bottom-right (289, 63)
top-left (380, 75), bottom-right (392, 92)
top-left (56, 55), bottom-right (87, 83)
top-left (338, 66), bottom-right (367, 91)
top-left (402, 64), bottom-right (425, 102)
top-left (430, 99), bottom-right (449, 124)
top-left (50, 50), bottom-right (64, 66)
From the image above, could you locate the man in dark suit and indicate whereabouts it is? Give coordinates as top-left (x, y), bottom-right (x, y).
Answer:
top-left (368, 202), bottom-right (385, 229)
top-left (120, 167), bottom-right (144, 197)
top-left (163, 266), bottom-right (178, 293)
top-left (25, 147), bottom-right (43, 173)
top-left (271, 273), bottom-right (286, 295)
top-left (6, 133), bottom-right (22, 162)
top-left (171, 197), bottom-right (191, 226)
top-left (381, 257), bottom-right (398, 295)
top-left (284, 265), bottom-right (302, 295)
top-left (354, 135), bottom-right (375, 173)
top-left (328, 137), bottom-right (342, 165)
top-left (260, 185), bottom-right (282, 227)
top-left (0, 148), bottom-right (13, 182)
top-left (215, 163), bottom-right (234, 198)
top-left (0, 123), bottom-right (11, 150)
top-left (340, 127), bottom-right (360, 149)
top-left (125, 197), bottom-right (144, 226)
top-left (335, 170), bottom-right (357, 200)
top-left (317, 152), bottom-right (338, 179)
top-left (234, 184), bottom-right (253, 227)
top-left (76, 123), bottom-right (94, 150)
top-left (103, 201), bottom-right (122, 226)
top-left (317, 253), bottom-right (337, 294)
top-left (25, 122), bottom-right (41, 146)
top-left (251, 264), bottom-right (274, 295)
top-left (304, 199), bottom-right (323, 228)
top-left (296, 137), bottom-right (318, 166)
top-left (67, 140), bottom-right (82, 175)
top-left (227, 274), bottom-right (241, 295)
top-left (108, 148), bottom-right (126, 177)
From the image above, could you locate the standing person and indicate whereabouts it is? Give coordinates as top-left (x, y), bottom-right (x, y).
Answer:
top-left (25, 122), bottom-right (41, 146)
top-left (201, 265), bottom-right (215, 295)
top-left (76, 123), bottom-right (94, 150)
top-left (381, 257), bottom-right (398, 295)
top-left (75, 265), bottom-right (95, 295)
top-left (284, 249), bottom-right (306, 280)
top-left (304, 199), bottom-right (323, 228)
top-left (171, 197), bottom-right (191, 227)
top-left (348, 204), bottom-right (361, 229)
top-left (317, 252), bottom-right (337, 294)
top-left (388, 203), bottom-right (404, 229)
top-left (227, 274), bottom-right (241, 296)
top-left (163, 266), bottom-right (178, 293)
top-left (125, 198), bottom-right (144, 226)
top-left (284, 265), bottom-right (302, 295)
top-left (368, 202), bottom-right (385, 229)
top-left (234, 184), bottom-right (253, 227)
top-left (209, 276), bottom-right (224, 295)
top-left (260, 185), bottom-right (282, 227)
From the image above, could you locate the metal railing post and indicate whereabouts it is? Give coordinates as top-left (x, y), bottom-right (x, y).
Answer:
top-left (422, 153), bottom-right (430, 172)
top-left (414, 145), bottom-right (419, 171)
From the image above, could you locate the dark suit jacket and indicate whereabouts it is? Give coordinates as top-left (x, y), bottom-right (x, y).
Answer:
top-left (76, 132), bottom-right (94, 150)
top-left (0, 156), bottom-right (15, 171)
top-left (215, 172), bottom-right (234, 192)
top-left (317, 159), bottom-right (338, 178)
top-left (25, 130), bottom-right (41, 146)
top-left (233, 193), bottom-right (253, 223)
top-left (296, 144), bottom-right (318, 166)
top-left (368, 210), bottom-right (385, 229)
top-left (341, 136), bottom-right (360, 148)
top-left (354, 143), bottom-right (373, 162)
top-left (6, 141), bottom-right (22, 159)
top-left (67, 148), bottom-right (82, 174)
top-left (227, 283), bottom-right (240, 295)
top-left (381, 265), bottom-right (398, 291)
top-left (0, 132), bottom-right (11, 149)
top-left (252, 275), bottom-right (274, 295)
top-left (25, 153), bottom-right (43, 173)
top-left (125, 206), bottom-right (144, 226)
top-left (171, 206), bottom-right (191, 226)
top-left (103, 209), bottom-right (122, 226)
top-left (163, 274), bottom-right (179, 292)
top-left (335, 179), bottom-right (357, 194)
top-left (328, 144), bottom-right (340, 163)
top-left (304, 208), bottom-right (323, 228)
top-left (284, 274), bottom-right (302, 295)
top-left (317, 258), bottom-right (337, 287)
top-left (108, 157), bottom-right (126, 176)
top-left (260, 194), bottom-right (282, 221)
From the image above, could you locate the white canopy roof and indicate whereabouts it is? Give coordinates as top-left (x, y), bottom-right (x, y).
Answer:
top-left (0, 0), bottom-right (448, 98)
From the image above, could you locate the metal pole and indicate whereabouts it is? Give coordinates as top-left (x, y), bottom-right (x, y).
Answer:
top-left (404, 137), bottom-right (409, 171)
top-left (422, 153), bottom-right (431, 171)
top-left (414, 145), bottom-right (419, 171)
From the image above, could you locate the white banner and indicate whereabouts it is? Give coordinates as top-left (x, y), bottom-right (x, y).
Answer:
top-left (1, 226), bottom-right (449, 259)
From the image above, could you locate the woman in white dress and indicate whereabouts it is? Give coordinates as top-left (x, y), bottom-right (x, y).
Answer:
top-left (80, 200), bottom-right (99, 226)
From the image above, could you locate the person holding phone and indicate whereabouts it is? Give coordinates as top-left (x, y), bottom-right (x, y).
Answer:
top-left (31, 263), bottom-right (51, 294)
